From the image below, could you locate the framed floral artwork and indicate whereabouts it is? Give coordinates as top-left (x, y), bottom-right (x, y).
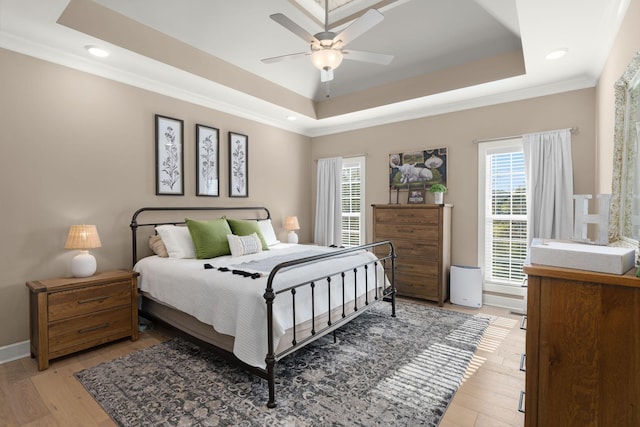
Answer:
top-left (228, 131), bottom-right (248, 197)
top-left (155, 114), bottom-right (184, 195)
top-left (196, 124), bottom-right (219, 197)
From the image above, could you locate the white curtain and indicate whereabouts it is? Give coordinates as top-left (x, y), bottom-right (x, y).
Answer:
top-left (523, 129), bottom-right (574, 241)
top-left (314, 157), bottom-right (343, 246)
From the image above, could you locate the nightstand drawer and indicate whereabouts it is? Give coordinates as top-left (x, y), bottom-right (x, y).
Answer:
top-left (48, 280), bottom-right (131, 321)
top-left (48, 306), bottom-right (132, 355)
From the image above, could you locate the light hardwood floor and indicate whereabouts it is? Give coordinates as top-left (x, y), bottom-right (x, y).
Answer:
top-left (0, 300), bottom-right (525, 426)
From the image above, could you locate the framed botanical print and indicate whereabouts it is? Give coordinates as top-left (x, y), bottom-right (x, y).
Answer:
top-left (228, 132), bottom-right (248, 197)
top-left (196, 124), bottom-right (219, 197)
top-left (155, 114), bottom-right (184, 195)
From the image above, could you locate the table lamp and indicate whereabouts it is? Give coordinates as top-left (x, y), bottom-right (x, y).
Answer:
top-left (284, 216), bottom-right (300, 244)
top-left (65, 225), bottom-right (102, 277)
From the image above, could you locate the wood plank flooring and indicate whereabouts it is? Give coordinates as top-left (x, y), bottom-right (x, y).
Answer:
top-left (0, 300), bottom-right (525, 426)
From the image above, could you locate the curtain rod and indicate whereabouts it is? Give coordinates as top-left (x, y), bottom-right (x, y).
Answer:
top-left (314, 153), bottom-right (367, 162)
top-left (472, 127), bottom-right (579, 144)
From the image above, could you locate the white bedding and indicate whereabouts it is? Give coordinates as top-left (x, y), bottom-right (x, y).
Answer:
top-left (134, 243), bottom-right (386, 368)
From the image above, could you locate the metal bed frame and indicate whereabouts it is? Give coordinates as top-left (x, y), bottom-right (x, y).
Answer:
top-left (130, 206), bottom-right (396, 408)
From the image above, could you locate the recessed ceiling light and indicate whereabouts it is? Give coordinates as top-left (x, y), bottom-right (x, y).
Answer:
top-left (286, 115), bottom-right (297, 121)
top-left (545, 48), bottom-right (568, 60)
top-left (85, 45), bottom-right (109, 58)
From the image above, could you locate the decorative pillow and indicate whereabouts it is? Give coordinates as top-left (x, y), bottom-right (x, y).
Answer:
top-left (227, 233), bottom-right (263, 257)
top-left (148, 235), bottom-right (168, 258)
top-left (227, 218), bottom-right (269, 250)
top-left (257, 219), bottom-right (280, 246)
top-left (155, 225), bottom-right (196, 259)
top-left (185, 217), bottom-right (232, 259)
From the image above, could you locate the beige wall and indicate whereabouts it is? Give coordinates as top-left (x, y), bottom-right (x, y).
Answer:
top-left (311, 88), bottom-right (597, 267)
top-left (0, 48), bottom-right (312, 347)
top-left (3, 0), bottom-right (638, 350)
top-left (596, 0), bottom-right (640, 193)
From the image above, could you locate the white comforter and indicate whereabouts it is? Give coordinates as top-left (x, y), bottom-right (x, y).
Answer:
top-left (134, 244), bottom-right (386, 368)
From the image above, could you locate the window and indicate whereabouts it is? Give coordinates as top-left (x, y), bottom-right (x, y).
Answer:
top-left (478, 139), bottom-right (528, 290)
top-left (341, 157), bottom-right (365, 247)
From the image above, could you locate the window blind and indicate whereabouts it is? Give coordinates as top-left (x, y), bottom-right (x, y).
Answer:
top-left (341, 157), bottom-right (365, 247)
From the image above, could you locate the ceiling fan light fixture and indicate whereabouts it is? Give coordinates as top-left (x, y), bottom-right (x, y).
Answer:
top-left (311, 48), bottom-right (344, 70)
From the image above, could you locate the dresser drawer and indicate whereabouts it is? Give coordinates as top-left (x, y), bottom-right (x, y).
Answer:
top-left (48, 280), bottom-right (132, 321)
top-left (396, 272), bottom-right (440, 300)
top-left (392, 239), bottom-right (440, 259)
top-left (375, 223), bottom-right (439, 240)
top-left (48, 306), bottom-right (132, 355)
top-left (375, 207), bottom-right (439, 225)
top-left (396, 260), bottom-right (439, 276)
top-left (373, 240), bottom-right (439, 260)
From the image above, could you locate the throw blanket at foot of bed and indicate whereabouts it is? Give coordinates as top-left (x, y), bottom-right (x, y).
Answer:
top-left (75, 302), bottom-right (490, 426)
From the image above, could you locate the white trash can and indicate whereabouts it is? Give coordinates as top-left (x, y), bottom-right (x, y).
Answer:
top-left (450, 265), bottom-right (483, 308)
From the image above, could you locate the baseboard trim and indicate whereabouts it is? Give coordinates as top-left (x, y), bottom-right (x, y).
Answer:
top-left (0, 340), bottom-right (30, 365)
top-left (483, 293), bottom-right (526, 312)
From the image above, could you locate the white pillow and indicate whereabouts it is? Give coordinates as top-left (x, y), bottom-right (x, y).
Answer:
top-left (155, 225), bottom-right (196, 259)
top-left (227, 233), bottom-right (263, 257)
top-left (257, 219), bottom-right (280, 246)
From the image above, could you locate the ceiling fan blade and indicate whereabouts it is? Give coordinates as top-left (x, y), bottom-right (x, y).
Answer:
top-left (342, 49), bottom-right (393, 65)
top-left (333, 9), bottom-right (384, 47)
top-left (270, 13), bottom-right (319, 44)
top-left (261, 51), bottom-right (309, 64)
top-left (320, 68), bottom-right (334, 82)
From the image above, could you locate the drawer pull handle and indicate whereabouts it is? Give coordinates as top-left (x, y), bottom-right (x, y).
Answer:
top-left (77, 295), bottom-right (110, 304)
top-left (519, 353), bottom-right (526, 372)
top-left (79, 323), bottom-right (110, 334)
top-left (518, 390), bottom-right (526, 413)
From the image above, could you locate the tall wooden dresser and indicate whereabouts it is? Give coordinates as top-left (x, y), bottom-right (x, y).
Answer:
top-left (522, 264), bottom-right (640, 426)
top-left (372, 204), bottom-right (452, 306)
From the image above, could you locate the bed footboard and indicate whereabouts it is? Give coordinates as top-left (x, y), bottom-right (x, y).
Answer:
top-left (263, 241), bottom-right (396, 408)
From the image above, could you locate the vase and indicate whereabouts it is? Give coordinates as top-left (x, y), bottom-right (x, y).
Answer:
top-left (434, 192), bottom-right (444, 204)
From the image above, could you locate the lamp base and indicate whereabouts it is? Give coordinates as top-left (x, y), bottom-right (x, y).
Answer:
top-left (71, 250), bottom-right (97, 277)
top-left (287, 231), bottom-right (299, 244)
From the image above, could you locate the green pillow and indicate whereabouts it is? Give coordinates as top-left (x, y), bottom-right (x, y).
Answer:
top-left (185, 218), bottom-right (232, 259)
top-left (227, 218), bottom-right (269, 250)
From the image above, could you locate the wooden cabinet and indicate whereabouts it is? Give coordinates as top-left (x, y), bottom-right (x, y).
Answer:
top-left (522, 264), bottom-right (640, 427)
top-left (372, 204), bottom-right (451, 305)
top-left (26, 270), bottom-right (139, 370)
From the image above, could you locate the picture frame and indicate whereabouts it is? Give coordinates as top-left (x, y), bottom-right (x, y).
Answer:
top-left (389, 147), bottom-right (448, 191)
top-left (196, 124), bottom-right (220, 197)
top-left (408, 189), bottom-right (426, 204)
top-left (228, 131), bottom-right (248, 197)
top-left (155, 114), bottom-right (184, 195)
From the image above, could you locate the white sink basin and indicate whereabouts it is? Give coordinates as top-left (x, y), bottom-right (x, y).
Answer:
top-left (529, 239), bottom-right (636, 275)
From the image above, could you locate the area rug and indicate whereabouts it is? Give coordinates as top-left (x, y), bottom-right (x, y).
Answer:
top-left (75, 302), bottom-right (490, 426)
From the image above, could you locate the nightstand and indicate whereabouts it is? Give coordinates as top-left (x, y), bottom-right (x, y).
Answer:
top-left (26, 269), bottom-right (139, 370)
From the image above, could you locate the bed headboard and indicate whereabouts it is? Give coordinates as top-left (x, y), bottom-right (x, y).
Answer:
top-left (129, 206), bottom-right (271, 267)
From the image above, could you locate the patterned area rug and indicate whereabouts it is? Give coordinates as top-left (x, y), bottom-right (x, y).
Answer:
top-left (75, 302), bottom-right (489, 426)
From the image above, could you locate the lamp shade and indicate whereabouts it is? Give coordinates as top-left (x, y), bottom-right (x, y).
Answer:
top-left (311, 48), bottom-right (344, 71)
top-left (284, 216), bottom-right (300, 231)
top-left (65, 225), bottom-right (102, 250)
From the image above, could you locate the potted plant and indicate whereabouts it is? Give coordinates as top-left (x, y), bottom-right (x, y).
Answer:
top-left (429, 183), bottom-right (447, 204)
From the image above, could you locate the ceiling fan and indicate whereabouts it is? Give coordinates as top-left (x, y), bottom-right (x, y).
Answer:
top-left (261, 0), bottom-right (393, 83)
